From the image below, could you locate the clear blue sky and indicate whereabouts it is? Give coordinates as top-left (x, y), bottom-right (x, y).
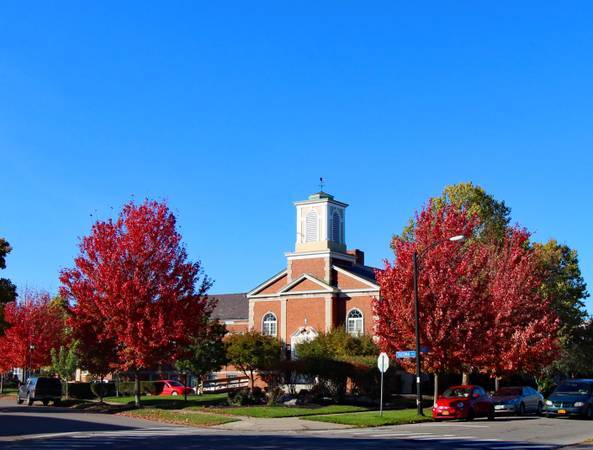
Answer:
top-left (1, 2), bottom-right (592, 311)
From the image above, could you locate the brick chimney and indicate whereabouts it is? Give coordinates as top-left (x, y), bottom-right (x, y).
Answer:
top-left (346, 249), bottom-right (365, 266)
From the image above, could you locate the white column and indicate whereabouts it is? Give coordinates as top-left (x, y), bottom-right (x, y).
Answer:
top-left (324, 296), bottom-right (333, 332)
top-left (280, 298), bottom-right (287, 342)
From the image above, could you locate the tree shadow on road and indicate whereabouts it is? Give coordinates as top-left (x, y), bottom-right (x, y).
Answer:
top-left (0, 413), bottom-right (135, 437)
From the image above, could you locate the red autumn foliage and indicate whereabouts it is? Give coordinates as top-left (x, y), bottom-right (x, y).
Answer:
top-left (60, 200), bottom-right (213, 374)
top-left (374, 203), bottom-right (489, 375)
top-left (373, 202), bottom-right (559, 378)
top-left (479, 227), bottom-right (559, 375)
top-left (0, 291), bottom-right (67, 370)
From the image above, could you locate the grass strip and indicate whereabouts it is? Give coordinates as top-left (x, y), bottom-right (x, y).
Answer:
top-left (302, 408), bottom-right (434, 427)
top-left (120, 408), bottom-right (237, 427)
top-left (105, 393), bottom-right (228, 409)
top-left (207, 404), bottom-right (370, 418)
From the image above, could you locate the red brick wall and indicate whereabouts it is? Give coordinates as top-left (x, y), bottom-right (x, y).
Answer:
top-left (334, 269), bottom-right (371, 289)
top-left (224, 321), bottom-right (248, 334)
top-left (289, 257), bottom-right (327, 281)
top-left (286, 297), bottom-right (326, 337)
top-left (252, 300), bottom-right (281, 334)
top-left (289, 278), bottom-right (323, 292)
top-left (342, 294), bottom-right (377, 335)
top-left (259, 274), bottom-right (287, 295)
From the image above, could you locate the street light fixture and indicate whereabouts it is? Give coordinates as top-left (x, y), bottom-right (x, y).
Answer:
top-left (413, 234), bottom-right (465, 416)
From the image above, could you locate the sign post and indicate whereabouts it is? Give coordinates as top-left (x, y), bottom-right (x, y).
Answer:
top-left (377, 352), bottom-right (390, 416)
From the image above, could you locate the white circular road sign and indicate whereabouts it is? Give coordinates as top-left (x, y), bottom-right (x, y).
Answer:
top-left (377, 352), bottom-right (390, 373)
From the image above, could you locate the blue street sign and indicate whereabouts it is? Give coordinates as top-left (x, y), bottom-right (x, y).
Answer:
top-left (395, 347), bottom-right (429, 359)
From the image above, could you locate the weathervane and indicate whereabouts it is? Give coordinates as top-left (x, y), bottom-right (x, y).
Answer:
top-left (319, 177), bottom-right (325, 192)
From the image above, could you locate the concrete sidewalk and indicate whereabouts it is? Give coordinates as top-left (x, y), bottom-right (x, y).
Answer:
top-left (212, 415), bottom-right (350, 432)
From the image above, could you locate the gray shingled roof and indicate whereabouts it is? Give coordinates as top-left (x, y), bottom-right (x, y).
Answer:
top-left (211, 293), bottom-right (248, 320)
top-left (340, 264), bottom-right (381, 285)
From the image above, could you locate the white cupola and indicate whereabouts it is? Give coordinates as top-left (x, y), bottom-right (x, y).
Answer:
top-left (294, 192), bottom-right (348, 253)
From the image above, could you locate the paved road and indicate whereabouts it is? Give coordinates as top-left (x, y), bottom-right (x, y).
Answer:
top-left (1, 398), bottom-right (592, 449)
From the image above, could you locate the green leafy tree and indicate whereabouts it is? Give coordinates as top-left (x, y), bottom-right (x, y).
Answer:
top-left (398, 182), bottom-right (510, 244)
top-left (534, 240), bottom-right (590, 376)
top-left (295, 328), bottom-right (378, 364)
top-left (176, 321), bottom-right (228, 396)
top-left (0, 238), bottom-right (17, 333)
top-left (50, 341), bottom-right (79, 399)
top-left (226, 331), bottom-right (281, 390)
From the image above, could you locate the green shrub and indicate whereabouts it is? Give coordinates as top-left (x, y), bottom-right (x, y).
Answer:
top-left (90, 382), bottom-right (116, 399)
top-left (227, 387), bottom-right (266, 405)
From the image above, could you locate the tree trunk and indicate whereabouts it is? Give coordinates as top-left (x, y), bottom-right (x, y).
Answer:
top-left (134, 372), bottom-right (141, 408)
top-left (0, 373), bottom-right (4, 394)
top-left (99, 376), bottom-right (104, 403)
top-left (494, 376), bottom-right (500, 392)
top-left (461, 372), bottom-right (469, 385)
top-left (250, 370), bottom-right (255, 391)
top-left (183, 372), bottom-right (188, 402)
top-left (433, 373), bottom-right (439, 406)
top-left (116, 373), bottom-right (120, 397)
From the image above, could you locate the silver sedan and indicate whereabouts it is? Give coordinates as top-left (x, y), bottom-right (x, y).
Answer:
top-left (492, 386), bottom-right (544, 415)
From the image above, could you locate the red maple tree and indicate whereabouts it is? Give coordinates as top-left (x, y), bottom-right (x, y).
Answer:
top-left (374, 202), bottom-right (560, 393)
top-left (0, 291), bottom-right (67, 373)
top-left (374, 203), bottom-right (489, 382)
top-left (479, 227), bottom-right (559, 377)
top-left (60, 200), bottom-right (213, 406)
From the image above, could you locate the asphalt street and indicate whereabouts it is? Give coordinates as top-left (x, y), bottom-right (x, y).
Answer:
top-left (1, 398), bottom-right (592, 449)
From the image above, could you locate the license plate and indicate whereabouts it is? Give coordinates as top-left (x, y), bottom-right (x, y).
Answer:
top-left (441, 410), bottom-right (450, 416)
top-left (558, 409), bottom-right (567, 414)
top-left (495, 405), bottom-right (504, 410)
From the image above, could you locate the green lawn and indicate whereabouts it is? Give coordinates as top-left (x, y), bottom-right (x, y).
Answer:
top-left (120, 408), bottom-right (237, 427)
top-left (105, 393), bottom-right (228, 409)
top-left (209, 404), bottom-right (370, 418)
top-left (0, 387), bottom-right (17, 396)
top-left (303, 408), bottom-right (434, 427)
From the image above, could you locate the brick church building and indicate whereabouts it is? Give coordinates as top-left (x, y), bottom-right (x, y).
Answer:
top-left (213, 190), bottom-right (380, 359)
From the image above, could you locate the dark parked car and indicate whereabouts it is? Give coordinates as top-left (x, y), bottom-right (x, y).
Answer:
top-left (17, 377), bottom-right (62, 406)
top-left (492, 386), bottom-right (544, 415)
top-left (544, 379), bottom-right (593, 418)
top-left (432, 385), bottom-right (495, 421)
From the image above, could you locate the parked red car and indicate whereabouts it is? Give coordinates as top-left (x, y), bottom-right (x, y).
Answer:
top-left (433, 385), bottom-right (495, 421)
top-left (156, 380), bottom-right (193, 396)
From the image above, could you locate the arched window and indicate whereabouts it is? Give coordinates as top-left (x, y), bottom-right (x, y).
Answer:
top-left (262, 312), bottom-right (277, 337)
top-left (346, 309), bottom-right (363, 336)
top-left (332, 210), bottom-right (341, 243)
top-left (305, 210), bottom-right (318, 243)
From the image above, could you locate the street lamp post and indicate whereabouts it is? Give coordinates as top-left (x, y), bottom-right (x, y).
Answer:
top-left (413, 234), bottom-right (465, 416)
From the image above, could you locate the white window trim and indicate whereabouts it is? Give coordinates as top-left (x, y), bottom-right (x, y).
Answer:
top-left (261, 311), bottom-right (278, 337)
top-left (346, 308), bottom-right (364, 336)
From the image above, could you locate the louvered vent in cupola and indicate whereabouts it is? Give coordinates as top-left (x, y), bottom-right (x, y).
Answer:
top-left (305, 210), bottom-right (318, 243)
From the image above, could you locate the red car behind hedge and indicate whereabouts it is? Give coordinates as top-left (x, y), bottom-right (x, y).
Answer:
top-left (433, 385), bottom-right (495, 421)
top-left (156, 380), bottom-right (193, 396)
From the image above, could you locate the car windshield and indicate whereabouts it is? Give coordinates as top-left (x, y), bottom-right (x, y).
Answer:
top-left (494, 388), bottom-right (522, 396)
top-left (168, 381), bottom-right (184, 387)
top-left (555, 382), bottom-right (591, 395)
top-left (442, 387), bottom-right (472, 398)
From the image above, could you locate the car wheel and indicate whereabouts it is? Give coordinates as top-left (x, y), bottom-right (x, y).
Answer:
top-left (488, 407), bottom-right (495, 421)
top-left (536, 403), bottom-right (543, 416)
top-left (172, 391), bottom-right (178, 396)
top-left (586, 406), bottom-right (593, 420)
top-left (16, 396), bottom-right (23, 405)
top-left (27, 395), bottom-right (33, 406)
top-left (53, 400), bottom-right (61, 407)
top-left (42, 400), bottom-right (49, 406)
top-left (517, 403), bottom-right (526, 416)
